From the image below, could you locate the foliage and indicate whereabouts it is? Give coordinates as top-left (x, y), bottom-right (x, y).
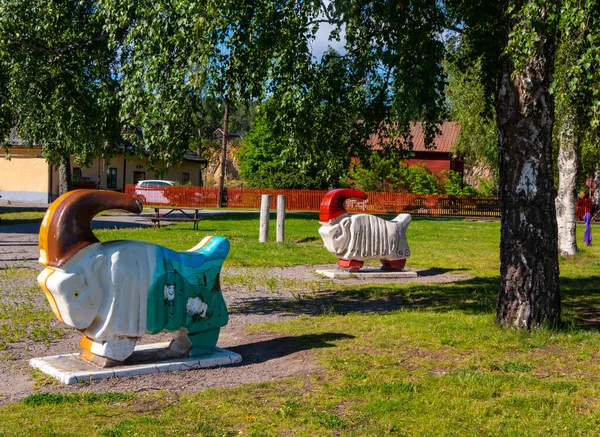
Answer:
top-left (552, 1), bottom-right (600, 184)
top-left (444, 54), bottom-right (498, 176)
top-left (238, 102), bottom-right (347, 189)
top-left (350, 153), bottom-right (436, 193)
top-left (440, 170), bottom-right (479, 196)
top-left (0, 0), bottom-right (120, 167)
top-left (349, 152), bottom-right (479, 195)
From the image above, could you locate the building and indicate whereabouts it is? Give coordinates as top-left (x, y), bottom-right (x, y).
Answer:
top-left (0, 143), bottom-right (207, 204)
top-left (368, 121), bottom-right (463, 176)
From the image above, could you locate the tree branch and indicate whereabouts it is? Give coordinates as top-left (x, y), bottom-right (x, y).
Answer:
top-left (306, 18), bottom-right (342, 26)
top-left (6, 32), bottom-right (111, 56)
top-left (5, 9), bottom-right (135, 56)
top-left (444, 25), bottom-right (465, 34)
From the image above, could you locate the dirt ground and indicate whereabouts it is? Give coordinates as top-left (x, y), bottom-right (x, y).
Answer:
top-left (0, 212), bottom-right (472, 405)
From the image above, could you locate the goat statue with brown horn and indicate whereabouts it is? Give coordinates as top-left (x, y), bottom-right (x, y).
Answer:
top-left (37, 190), bottom-right (230, 367)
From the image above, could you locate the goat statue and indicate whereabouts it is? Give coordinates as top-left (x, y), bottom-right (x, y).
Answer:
top-left (318, 189), bottom-right (412, 271)
top-left (37, 190), bottom-right (229, 367)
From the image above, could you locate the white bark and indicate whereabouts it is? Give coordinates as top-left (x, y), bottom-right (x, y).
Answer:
top-left (495, 11), bottom-right (560, 328)
top-left (555, 110), bottom-right (579, 256)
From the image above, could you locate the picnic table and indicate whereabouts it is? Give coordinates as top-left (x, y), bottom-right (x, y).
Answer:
top-left (151, 207), bottom-right (201, 230)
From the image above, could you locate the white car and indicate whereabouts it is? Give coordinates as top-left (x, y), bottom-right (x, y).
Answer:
top-left (132, 180), bottom-right (177, 205)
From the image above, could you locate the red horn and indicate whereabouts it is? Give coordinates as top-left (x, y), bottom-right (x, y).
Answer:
top-left (319, 189), bottom-right (367, 223)
top-left (39, 190), bottom-right (143, 267)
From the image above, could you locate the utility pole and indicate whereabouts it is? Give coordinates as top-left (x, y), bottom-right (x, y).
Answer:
top-left (217, 102), bottom-right (230, 208)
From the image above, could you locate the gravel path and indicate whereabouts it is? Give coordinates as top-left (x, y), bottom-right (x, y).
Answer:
top-left (0, 212), bottom-right (472, 405)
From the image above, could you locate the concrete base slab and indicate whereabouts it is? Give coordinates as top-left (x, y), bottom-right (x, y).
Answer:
top-left (315, 268), bottom-right (419, 279)
top-left (29, 343), bottom-right (242, 385)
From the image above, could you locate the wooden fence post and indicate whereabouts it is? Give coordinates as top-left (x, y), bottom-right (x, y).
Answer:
top-left (259, 194), bottom-right (271, 242)
top-left (276, 195), bottom-right (286, 243)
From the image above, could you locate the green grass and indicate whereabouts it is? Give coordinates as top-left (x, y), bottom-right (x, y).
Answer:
top-left (95, 213), bottom-right (502, 272)
top-left (0, 208), bottom-right (45, 225)
top-left (3, 214), bottom-right (600, 435)
top-left (0, 266), bottom-right (65, 351)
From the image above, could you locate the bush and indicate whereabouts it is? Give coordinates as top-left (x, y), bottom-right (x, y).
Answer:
top-left (350, 154), bottom-right (442, 194)
top-left (440, 170), bottom-right (479, 196)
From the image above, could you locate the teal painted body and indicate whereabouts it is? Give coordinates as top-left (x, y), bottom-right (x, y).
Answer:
top-left (146, 237), bottom-right (229, 356)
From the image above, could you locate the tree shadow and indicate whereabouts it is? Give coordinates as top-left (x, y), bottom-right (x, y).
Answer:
top-left (416, 266), bottom-right (469, 276)
top-left (0, 222), bottom-right (41, 234)
top-left (228, 333), bottom-right (354, 365)
top-left (228, 276), bottom-right (499, 318)
top-left (91, 220), bottom-right (152, 230)
top-left (561, 276), bottom-right (600, 331)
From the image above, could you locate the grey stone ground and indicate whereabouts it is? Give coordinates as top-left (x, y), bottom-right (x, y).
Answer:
top-left (0, 202), bottom-right (471, 404)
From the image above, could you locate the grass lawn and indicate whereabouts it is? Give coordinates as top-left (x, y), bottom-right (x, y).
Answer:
top-left (0, 207), bottom-right (46, 225)
top-left (2, 213), bottom-right (600, 436)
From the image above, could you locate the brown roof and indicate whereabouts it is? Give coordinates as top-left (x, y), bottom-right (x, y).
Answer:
top-left (368, 121), bottom-right (461, 153)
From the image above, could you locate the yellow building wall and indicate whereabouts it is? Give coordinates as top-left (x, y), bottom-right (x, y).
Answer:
top-left (1, 151), bottom-right (205, 203)
top-left (0, 148), bottom-right (50, 203)
top-left (71, 155), bottom-right (205, 192)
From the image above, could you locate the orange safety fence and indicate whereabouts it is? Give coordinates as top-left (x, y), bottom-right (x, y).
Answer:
top-left (576, 197), bottom-right (592, 220)
top-left (225, 188), bottom-right (328, 211)
top-left (125, 185), bottom-right (220, 208)
top-left (116, 185), bottom-right (595, 219)
top-left (344, 193), bottom-right (501, 217)
top-left (124, 185), bottom-right (503, 217)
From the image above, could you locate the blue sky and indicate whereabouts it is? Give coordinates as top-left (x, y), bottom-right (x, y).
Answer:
top-left (310, 17), bottom-right (346, 58)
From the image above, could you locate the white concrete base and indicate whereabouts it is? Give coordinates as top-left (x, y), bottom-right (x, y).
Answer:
top-left (315, 268), bottom-right (419, 279)
top-left (29, 343), bottom-right (242, 385)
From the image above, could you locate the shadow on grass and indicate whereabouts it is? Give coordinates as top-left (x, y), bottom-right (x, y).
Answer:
top-left (228, 274), bottom-right (600, 333)
top-left (561, 276), bottom-right (600, 330)
top-left (417, 266), bottom-right (469, 276)
top-left (229, 276), bottom-right (500, 318)
top-left (228, 332), bottom-right (354, 365)
top-left (0, 220), bottom-right (42, 232)
top-left (91, 220), bottom-right (153, 230)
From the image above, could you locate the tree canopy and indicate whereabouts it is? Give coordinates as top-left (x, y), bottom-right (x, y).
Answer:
top-left (0, 0), bottom-right (120, 169)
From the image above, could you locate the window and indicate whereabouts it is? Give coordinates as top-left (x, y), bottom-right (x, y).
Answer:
top-left (182, 172), bottom-right (190, 184)
top-left (107, 167), bottom-right (117, 189)
top-left (133, 171), bottom-right (146, 184)
top-left (73, 168), bottom-right (82, 183)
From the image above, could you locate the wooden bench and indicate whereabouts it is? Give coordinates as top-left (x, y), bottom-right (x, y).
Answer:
top-left (151, 208), bottom-right (201, 230)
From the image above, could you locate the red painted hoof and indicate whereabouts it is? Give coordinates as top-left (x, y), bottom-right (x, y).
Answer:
top-left (337, 259), bottom-right (364, 271)
top-left (381, 259), bottom-right (406, 271)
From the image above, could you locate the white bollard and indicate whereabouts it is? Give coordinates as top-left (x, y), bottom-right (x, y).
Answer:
top-left (259, 194), bottom-right (271, 242)
top-left (276, 195), bottom-right (286, 243)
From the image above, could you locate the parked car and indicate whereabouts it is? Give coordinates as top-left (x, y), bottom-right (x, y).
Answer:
top-left (132, 180), bottom-right (177, 205)
top-left (132, 180), bottom-right (203, 206)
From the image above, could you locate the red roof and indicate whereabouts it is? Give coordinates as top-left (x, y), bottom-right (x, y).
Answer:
top-left (368, 121), bottom-right (461, 153)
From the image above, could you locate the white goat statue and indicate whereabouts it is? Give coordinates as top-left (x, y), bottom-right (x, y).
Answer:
top-left (318, 189), bottom-right (411, 271)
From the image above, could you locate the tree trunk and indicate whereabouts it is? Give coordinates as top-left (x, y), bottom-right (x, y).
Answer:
top-left (594, 167), bottom-right (600, 214)
top-left (58, 154), bottom-right (72, 196)
top-left (217, 102), bottom-right (230, 208)
top-left (495, 13), bottom-right (560, 328)
top-left (555, 105), bottom-right (580, 255)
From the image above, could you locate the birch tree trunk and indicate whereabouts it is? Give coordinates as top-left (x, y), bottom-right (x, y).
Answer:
top-left (495, 12), bottom-right (560, 328)
top-left (555, 105), bottom-right (580, 255)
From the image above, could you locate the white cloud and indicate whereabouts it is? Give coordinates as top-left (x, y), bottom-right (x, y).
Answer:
top-left (309, 2), bottom-right (346, 59)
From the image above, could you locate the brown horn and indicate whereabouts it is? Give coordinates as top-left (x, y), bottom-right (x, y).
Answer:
top-left (319, 189), bottom-right (367, 223)
top-left (39, 189), bottom-right (143, 267)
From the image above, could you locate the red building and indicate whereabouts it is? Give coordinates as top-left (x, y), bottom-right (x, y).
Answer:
top-left (368, 121), bottom-right (463, 176)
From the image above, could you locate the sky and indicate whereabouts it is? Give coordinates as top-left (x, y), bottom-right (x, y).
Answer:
top-left (309, 15), bottom-right (346, 59)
